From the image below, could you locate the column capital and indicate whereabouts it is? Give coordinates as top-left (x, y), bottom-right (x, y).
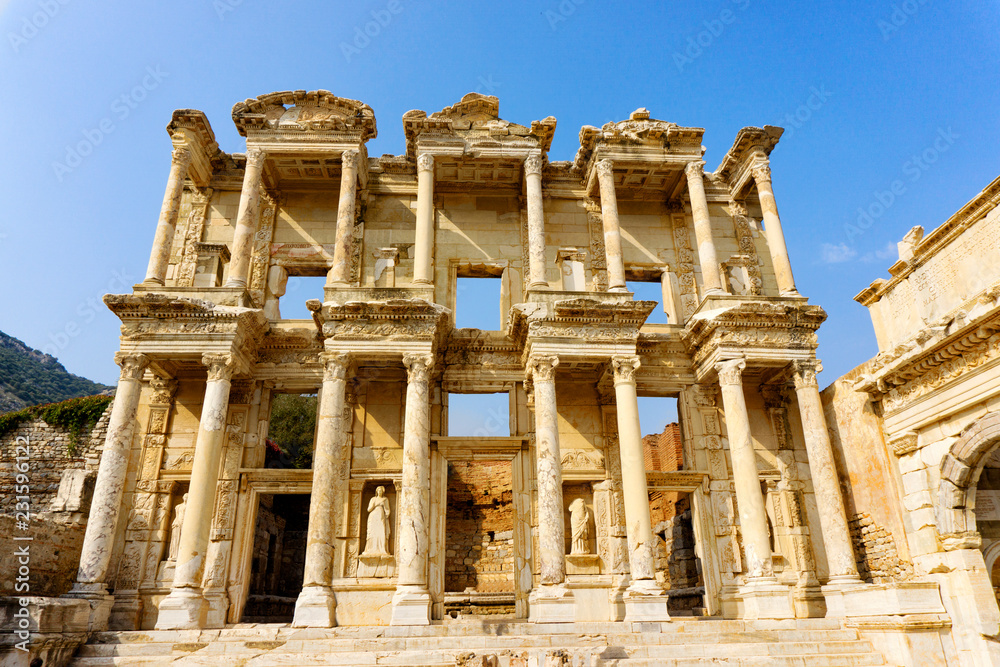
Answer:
top-left (596, 159), bottom-right (614, 178)
top-left (114, 353), bottom-right (150, 381)
top-left (341, 148), bottom-right (360, 171)
top-left (524, 154), bottom-right (543, 177)
top-left (527, 354), bottom-right (559, 383)
top-left (611, 355), bottom-right (640, 384)
top-left (684, 160), bottom-right (706, 179)
top-left (202, 353), bottom-right (236, 382)
top-left (245, 147), bottom-right (266, 169)
top-left (403, 353), bottom-right (433, 383)
top-left (729, 200), bottom-right (748, 217)
top-left (715, 358), bottom-right (746, 386)
top-left (171, 146), bottom-right (193, 169)
top-left (416, 153), bottom-right (434, 173)
top-left (750, 160), bottom-right (771, 184)
top-left (323, 353), bottom-right (351, 381)
top-left (791, 360), bottom-right (822, 389)
top-left (149, 374), bottom-right (178, 405)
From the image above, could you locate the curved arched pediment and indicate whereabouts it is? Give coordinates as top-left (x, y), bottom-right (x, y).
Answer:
top-left (937, 411), bottom-right (1000, 548)
top-left (232, 90), bottom-right (377, 140)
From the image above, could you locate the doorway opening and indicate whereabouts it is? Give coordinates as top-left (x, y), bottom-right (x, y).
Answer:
top-left (241, 493), bottom-right (310, 623)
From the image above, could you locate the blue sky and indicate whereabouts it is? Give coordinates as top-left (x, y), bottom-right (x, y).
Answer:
top-left (1, 1), bottom-right (997, 436)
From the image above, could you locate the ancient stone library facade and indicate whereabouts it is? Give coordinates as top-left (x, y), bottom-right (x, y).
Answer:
top-left (32, 91), bottom-right (997, 665)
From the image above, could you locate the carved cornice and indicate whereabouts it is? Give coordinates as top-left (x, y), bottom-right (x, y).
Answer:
top-left (231, 90), bottom-right (377, 140)
top-left (682, 301), bottom-right (825, 371)
top-left (714, 125), bottom-right (783, 195)
top-left (320, 298), bottom-right (450, 348)
top-left (574, 108), bottom-right (704, 174)
top-left (510, 298), bottom-right (658, 348)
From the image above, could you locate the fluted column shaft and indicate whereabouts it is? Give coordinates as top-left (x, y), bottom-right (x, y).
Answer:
top-left (716, 358), bottom-right (775, 581)
top-left (225, 147), bottom-right (266, 288)
top-left (413, 154), bottom-right (436, 285)
top-left (71, 353), bottom-right (149, 594)
top-left (596, 160), bottom-right (627, 292)
top-left (294, 354), bottom-right (350, 627)
top-left (525, 154), bottom-right (548, 289)
top-left (328, 149), bottom-right (360, 285)
top-left (529, 355), bottom-right (566, 585)
top-left (156, 354), bottom-right (235, 629)
top-left (791, 361), bottom-right (861, 585)
top-left (684, 161), bottom-right (724, 296)
top-left (751, 160), bottom-right (797, 295)
top-left (144, 148), bottom-right (192, 285)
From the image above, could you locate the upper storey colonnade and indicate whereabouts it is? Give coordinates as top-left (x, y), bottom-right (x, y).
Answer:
top-left (138, 91), bottom-right (798, 310)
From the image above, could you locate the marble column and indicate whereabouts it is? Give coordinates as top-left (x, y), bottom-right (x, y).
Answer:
top-left (524, 154), bottom-right (548, 290)
top-left (791, 360), bottom-right (862, 586)
top-left (157, 353), bottom-right (235, 629)
top-left (527, 355), bottom-right (574, 621)
top-left (328, 149), bottom-right (360, 286)
top-left (610, 357), bottom-right (663, 590)
top-left (750, 159), bottom-right (798, 296)
top-left (143, 147), bottom-right (192, 285)
top-left (684, 160), bottom-right (724, 296)
top-left (70, 353), bottom-right (149, 603)
top-left (224, 147), bottom-right (266, 289)
top-left (391, 353), bottom-right (433, 625)
top-left (293, 354), bottom-right (350, 627)
top-left (412, 153), bottom-right (435, 285)
top-left (715, 358), bottom-right (775, 582)
top-left (596, 159), bottom-right (627, 292)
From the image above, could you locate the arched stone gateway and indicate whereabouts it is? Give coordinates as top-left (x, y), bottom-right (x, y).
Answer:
top-left (937, 411), bottom-right (1000, 548)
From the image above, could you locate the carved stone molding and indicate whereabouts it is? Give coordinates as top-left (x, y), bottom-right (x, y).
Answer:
top-left (203, 353), bottom-right (236, 381)
top-left (115, 353), bottom-right (150, 381)
top-left (403, 354), bottom-right (433, 383)
top-left (149, 375), bottom-right (178, 405)
top-left (611, 355), bottom-right (640, 384)
top-left (888, 432), bottom-right (920, 457)
top-left (527, 355), bottom-right (559, 383)
top-left (715, 358), bottom-right (746, 386)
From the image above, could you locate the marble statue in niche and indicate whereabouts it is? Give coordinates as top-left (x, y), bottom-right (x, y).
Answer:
top-left (363, 485), bottom-right (391, 555)
top-left (168, 493), bottom-right (188, 561)
top-left (569, 497), bottom-right (591, 555)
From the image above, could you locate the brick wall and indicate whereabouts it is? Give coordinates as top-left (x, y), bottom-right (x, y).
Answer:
top-left (643, 422), bottom-right (682, 472)
top-left (445, 460), bottom-right (514, 593)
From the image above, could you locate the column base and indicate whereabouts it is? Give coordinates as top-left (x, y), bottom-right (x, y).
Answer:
top-left (292, 585), bottom-right (336, 628)
top-left (739, 580), bottom-right (794, 620)
top-left (792, 583), bottom-right (827, 618)
top-left (65, 583), bottom-right (114, 632)
top-left (223, 278), bottom-right (247, 289)
top-left (155, 587), bottom-right (207, 630)
top-left (141, 277), bottom-right (164, 286)
top-left (390, 586), bottom-right (431, 626)
top-left (623, 581), bottom-right (670, 622)
top-left (529, 584), bottom-right (575, 623)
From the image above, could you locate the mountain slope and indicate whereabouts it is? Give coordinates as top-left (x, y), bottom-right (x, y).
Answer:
top-left (0, 330), bottom-right (112, 413)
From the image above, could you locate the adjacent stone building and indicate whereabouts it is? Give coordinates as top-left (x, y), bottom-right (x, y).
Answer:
top-left (34, 90), bottom-right (995, 665)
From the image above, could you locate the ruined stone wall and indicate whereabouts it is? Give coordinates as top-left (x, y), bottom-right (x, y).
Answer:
top-left (445, 460), bottom-right (514, 593)
top-left (822, 360), bottom-right (913, 579)
top-left (0, 512), bottom-right (87, 597)
top-left (0, 408), bottom-right (110, 514)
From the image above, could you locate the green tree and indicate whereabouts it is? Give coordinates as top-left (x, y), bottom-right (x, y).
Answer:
top-left (266, 393), bottom-right (317, 469)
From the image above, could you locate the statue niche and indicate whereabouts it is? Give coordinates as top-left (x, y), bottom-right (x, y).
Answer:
top-left (357, 482), bottom-right (396, 577)
top-left (564, 488), bottom-right (600, 575)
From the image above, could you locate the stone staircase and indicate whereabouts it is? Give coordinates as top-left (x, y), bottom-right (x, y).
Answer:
top-left (70, 618), bottom-right (897, 666)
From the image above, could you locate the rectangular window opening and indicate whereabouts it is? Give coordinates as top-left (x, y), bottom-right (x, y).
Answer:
top-left (266, 392), bottom-right (318, 469)
top-left (636, 396), bottom-right (681, 470)
top-left (627, 280), bottom-right (670, 325)
top-left (448, 392), bottom-right (510, 438)
top-left (279, 275), bottom-right (327, 320)
top-left (456, 276), bottom-right (503, 330)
